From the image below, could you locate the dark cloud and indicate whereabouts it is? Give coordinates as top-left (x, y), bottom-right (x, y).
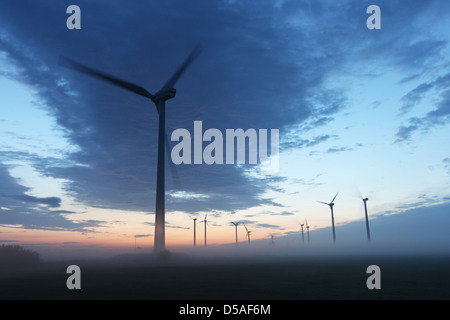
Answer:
top-left (0, 0), bottom-right (449, 224)
top-left (0, 163), bottom-right (101, 231)
top-left (2, 195), bottom-right (61, 208)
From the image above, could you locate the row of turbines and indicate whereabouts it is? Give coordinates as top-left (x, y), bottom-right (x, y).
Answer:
top-left (192, 217), bottom-right (259, 247)
top-left (190, 194), bottom-right (371, 247)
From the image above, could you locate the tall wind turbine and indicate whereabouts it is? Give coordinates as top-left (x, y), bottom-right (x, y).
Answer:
top-left (243, 223), bottom-right (252, 244)
top-left (231, 221), bottom-right (240, 247)
top-left (362, 197), bottom-right (371, 242)
top-left (60, 46), bottom-right (202, 253)
top-left (318, 192), bottom-right (338, 243)
top-left (193, 217), bottom-right (197, 248)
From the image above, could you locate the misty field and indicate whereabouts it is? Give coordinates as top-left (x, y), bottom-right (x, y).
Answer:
top-left (0, 254), bottom-right (449, 300)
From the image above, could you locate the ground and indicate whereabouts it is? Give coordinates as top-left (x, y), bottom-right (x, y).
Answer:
top-left (0, 253), bottom-right (449, 300)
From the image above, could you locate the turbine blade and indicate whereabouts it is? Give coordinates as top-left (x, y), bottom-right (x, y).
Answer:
top-left (161, 45), bottom-right (202, 90)
top-left (317, 201), bottom-right (329, 205)
top-left (331, 192), bottom-right (339, 204)
top-left (59, 56), bottom-right (154, 100)
top-left (243, 223), bottom-right (248, 233)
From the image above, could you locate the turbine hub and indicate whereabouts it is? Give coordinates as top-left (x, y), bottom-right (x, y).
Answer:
top-left (153, 88), bottom-right (176, 102)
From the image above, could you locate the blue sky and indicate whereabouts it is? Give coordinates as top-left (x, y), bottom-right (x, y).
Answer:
top-left (0, 0), bottom-right (450, 256)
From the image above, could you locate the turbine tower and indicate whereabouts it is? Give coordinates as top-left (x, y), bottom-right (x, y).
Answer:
top-left (300, 222), bottom-right (305, 244)
top-left (318, 192), bottom-right (338, 243)
top-left (363, 197), bottom-right (371, 242)
top-left (60, 46), bottom-right (202, 253)
top-left (198, 214), bottom-right (208, 247)
top-left (231, 221), bottom-right (240, 247)
top-left (305, 219), bottom-right (310, 243)
top-left (193, 217), bottom-right (197, 248)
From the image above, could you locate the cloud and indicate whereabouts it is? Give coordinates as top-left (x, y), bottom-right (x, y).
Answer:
top-left (327, 146), bottom-right (353, 153)
top-left (134, 234), bottom-right (151, 238)
top-left (0, 163), bottom-right (101, 232)
top-left (400, 82), bottom-right (434, 114)
top-left (1, 195), bottom-right (61, 208)
top-left (396, 84), bottom-right (450, 143)
top-left (0, 0), bottom-right (359, 216)
top-left (0, 0), bottom-right (449, 224)
top-left (271, 211), bottom-right (295, 216)
top-left (443, 158), bottom-right (450, 173)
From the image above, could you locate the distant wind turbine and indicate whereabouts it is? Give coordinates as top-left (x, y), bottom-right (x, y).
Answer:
top-left (269, 234), bottom-right (275, 245)
top-left (318, 192), bottom-right (339, 243)
top-left (305, 219), bottom-right (310, 243)
top-left (198, 214), bottom-right (208, 247)
top-left (243, 223), bottom-right (252, 244)
top-left (362, 197), bottom-right (371, 242)
top-left (60, 45), bottom-right (203, 254)
top-left (300, 221), bottom-right (305, 244)
top-left (231, 221), bottom-right (240, 247)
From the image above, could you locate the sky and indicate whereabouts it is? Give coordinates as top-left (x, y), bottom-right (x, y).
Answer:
top-left (1, 0), bottom-right (450, 259)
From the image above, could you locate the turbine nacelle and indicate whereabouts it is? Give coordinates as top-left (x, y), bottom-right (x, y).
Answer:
top-left (153, 88), bottom-right (176, 102)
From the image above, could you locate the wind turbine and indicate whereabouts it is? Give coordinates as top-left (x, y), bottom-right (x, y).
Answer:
top-left (269, 234), bottom-right (275, 245)
top-left (362, 197), bottom-right (371, 242)
top-left (231, 221), bottom-right (240, 247)
top-left (193, 217), bottom-right (197, 248)
top-left (305, 219), bottom-right (310, 243)
top-left (318, 192), bottom-right (338, 243)
top-left (60, 46), bottom-right (202, 253)
top-left (198, 214), bottom-right (208, 247)
top-left (300, 221), bottom-right (305, 244)
top-left (243, 223), bottom-right (252, 244)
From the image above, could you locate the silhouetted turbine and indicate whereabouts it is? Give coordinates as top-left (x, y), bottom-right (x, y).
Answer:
top-left (300, 222), bottom-right (305, 244)
top-left (318, 192), bottom-right (338, 243)
top-left (198, 214), bottom-right (208, 247)
top-left (60, 46), bottom-right (202, 253)
top-left (193, 217), bottom-right (197, 248)
top-left (363, 197), bottom-right (371, 242)
top-left (231, 221), bottom-right (240, 247)
top-left (305, 219), bottom-right (310, 243)
top-left (243, 223), bottom-right (252, 244)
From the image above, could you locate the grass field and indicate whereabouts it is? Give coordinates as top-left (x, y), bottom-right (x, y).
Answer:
top-left (1, 253), bottom-right (449, 300)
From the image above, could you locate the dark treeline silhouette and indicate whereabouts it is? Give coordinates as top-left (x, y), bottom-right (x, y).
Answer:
top-left (0, 244), bottom-right (41, 268)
